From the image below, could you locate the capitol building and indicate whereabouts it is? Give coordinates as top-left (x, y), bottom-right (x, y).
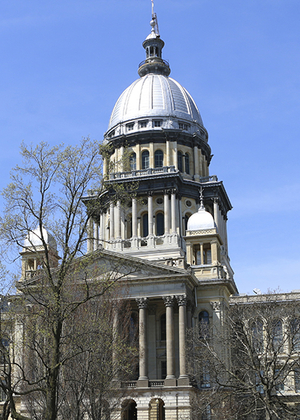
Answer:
top-left (6, 5), bottom-right (300, 420)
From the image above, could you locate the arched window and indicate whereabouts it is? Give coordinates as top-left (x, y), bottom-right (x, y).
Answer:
top-left (122, 400), bottom-right (137, 420)
top-left (185, 153), bottom-right (190, 174)
top-left (160, 313), bottom-right (166, 341)
top-left (272, 319), bottom-right (283, 351)
top-left (199, 311), bottom-right (210, 338)
top-left (154, 150), bottom-right (164, 168)
top-left (142, 150), bottom-right (149, 169)
top-left (291, 318), bottom-right (300, 351)
top-left (149, 399), bottom-right (165, 420)
top-left (156, 212), bottom-right (164, 236)
top-left (129, 153), bottom-right (136, 171)
top-left (251, 319), bottom-right (264, 353)
top-left (142, 213), bottom-right (148, 237)
top-left (177, 151), bottom-right (183, 172)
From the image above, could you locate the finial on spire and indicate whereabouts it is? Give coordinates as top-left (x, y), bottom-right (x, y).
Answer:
top-left (150, 0), bottom-right (160, 36)
top-left (199, 187), bottom-right (205, 210)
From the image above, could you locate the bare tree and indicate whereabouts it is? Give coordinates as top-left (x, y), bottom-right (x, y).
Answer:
top-left (0, 140), bottom-right (136, 420)
top-left (188, 294), bottom-right (300, 420)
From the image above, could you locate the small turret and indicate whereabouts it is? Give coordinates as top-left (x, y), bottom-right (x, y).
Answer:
top-left (20, 226), bottom-right (60, 281)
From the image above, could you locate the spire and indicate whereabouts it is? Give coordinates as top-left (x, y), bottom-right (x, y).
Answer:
top-left (138, 2), bottom-right (170, 77)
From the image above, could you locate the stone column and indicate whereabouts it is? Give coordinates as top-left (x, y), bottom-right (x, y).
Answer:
top-left (94, 222), bottom-right (99, 250)
top-left (194, 145), bottom-right (200, 181)
top-left (132, 197), bottom-right (137, 237)
top-left (163, 296), bottom-right (176, 386)
top-left (176, 295), bottom-right (189, 385)
top-left (103, 157), bottom-right (107, 177)
top-left (136, 298), bottom-right (149, 386)
top-left (178, 195), bottom-right (182, 236)
top-left (110, 202), bottom-right (114, 240)
top-left (173, 141), bottom-right (178, 168)
top-left (213, 199), bottom-right (220, 233)
top-left (200, 243), bottom-right (204, 265)
top-left (171, 191), bottom-right (177, 234)
top-left (166, 140), bottom-right (170, 166)
top-left (136, 143), bottom-right (141, 170)
top-left (99, 212), bottom-right (104, 243)
top-left (87, 218), bottom-right (93, 253)
top-left (148, 194), bottom-right (153, 236)
top-left (186, 242), bottom-right (192, 265)
top-left (164, 192), bottom-right (170, 235)
top-left (149, 142), bottom-right (154, 168)
top-left (120, 145), bottom-right (124, 171)
top-left (116, 200), bottom-right (121, 239)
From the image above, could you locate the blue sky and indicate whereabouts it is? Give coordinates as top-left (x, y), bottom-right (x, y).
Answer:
top-left (0, 0), bottom-right (299, 294)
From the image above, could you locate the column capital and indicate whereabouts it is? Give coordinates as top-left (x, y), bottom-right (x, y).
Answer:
top-left (163, 296), bottom-right (175, 307)
top-left (176, 295), bottom-right (187, 306)
top-left (136, 297), bottom-right (148, 309)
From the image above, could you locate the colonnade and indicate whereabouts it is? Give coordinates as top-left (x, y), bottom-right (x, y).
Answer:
top-left (87, 190), bottom-right (180, 252)
top-left (136, 295), bottom-right (189, 386)
top-left (103, 140), bottom-right (209, 179)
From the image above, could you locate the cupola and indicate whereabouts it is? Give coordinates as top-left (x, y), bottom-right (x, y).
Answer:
top-left (138, 10), bottom-right (170, 77)
top-left (20, 226), bottom-right (60, 281)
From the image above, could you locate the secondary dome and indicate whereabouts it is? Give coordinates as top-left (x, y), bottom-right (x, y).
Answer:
top-left (187, 205), bottom-right (216, 231)
top-left (107, 74), bottom-right (203, 131)
top-left (24, 226), bottom-right (57, 251)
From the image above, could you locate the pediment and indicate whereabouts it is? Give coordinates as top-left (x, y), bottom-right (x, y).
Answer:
top-left (89, 249), bottom-right (189, 281)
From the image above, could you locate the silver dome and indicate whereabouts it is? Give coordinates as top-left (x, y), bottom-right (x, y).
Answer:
top-left (106, 74), bottom-right (204, 137)
top-left (24, 226), bottom-right (57, 251)
top-left (187, 206), bottom-right (216, 231)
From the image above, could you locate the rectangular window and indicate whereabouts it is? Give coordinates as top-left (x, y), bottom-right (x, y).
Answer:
top-left (153, 120), bottom-right (162, 128)
top-left (139, 120), bottom-right (148, 128)
top-left (179, 122), bottom-right (190, 130)
top-left (126, 123), bottom-right (134, 131)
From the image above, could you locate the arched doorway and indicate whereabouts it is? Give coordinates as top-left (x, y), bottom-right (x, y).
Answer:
top-left (122, 400), bottom-right (137, 420)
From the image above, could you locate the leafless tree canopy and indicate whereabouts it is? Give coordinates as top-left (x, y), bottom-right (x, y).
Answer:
top-left (0, 140), bottom-right (137, 420)
top-left (188, 296), bottom-right (300, 420)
